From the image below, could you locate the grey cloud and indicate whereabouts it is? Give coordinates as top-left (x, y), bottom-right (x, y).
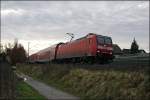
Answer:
top-left (1, 1), bottom-right (149, 52)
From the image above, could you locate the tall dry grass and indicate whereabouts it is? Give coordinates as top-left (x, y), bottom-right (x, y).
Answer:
top-left (17, 63), bottom-right (150, 100)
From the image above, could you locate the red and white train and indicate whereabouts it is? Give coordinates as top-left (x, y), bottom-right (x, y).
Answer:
top-left (29, 33), bottom-right (114, 63)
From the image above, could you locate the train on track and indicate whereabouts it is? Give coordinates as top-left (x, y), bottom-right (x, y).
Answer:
top-left (29, 33), bottom-right (114, 64)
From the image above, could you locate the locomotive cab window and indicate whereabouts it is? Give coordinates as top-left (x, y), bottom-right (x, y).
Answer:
top-left (105, 37), bottom-right (112, 44)
top-left (97, 36), bottom-right (104, 44)
top-left (97, 36), bottom-right (112, 45)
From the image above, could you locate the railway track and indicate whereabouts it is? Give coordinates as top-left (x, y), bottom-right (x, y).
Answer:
top-left (50, 55), bottom-right (149, 71)
top-left (29, 54), bottom-right (149, 71)
top-left (112, 56), bottom-right (149, 66)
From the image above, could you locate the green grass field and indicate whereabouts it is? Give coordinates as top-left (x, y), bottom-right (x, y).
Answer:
top-left (16, 81), bottom-right (46, 100)
top-left (17, 63), bottom-right (150, 100)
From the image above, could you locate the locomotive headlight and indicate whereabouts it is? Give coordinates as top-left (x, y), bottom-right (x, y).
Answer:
top-left (97, 50), bottom-right (100, 53)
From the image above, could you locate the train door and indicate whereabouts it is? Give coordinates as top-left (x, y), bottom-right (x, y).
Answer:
top-left (88, 35), bottom-right (97, 56)
top-left (88, 38), bottom-right (93, 56)
top-left (97, 36), bottom-right (105, 51)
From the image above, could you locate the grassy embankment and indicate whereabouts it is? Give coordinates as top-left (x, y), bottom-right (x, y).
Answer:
top-left (17, 63), bottom-right (150, 100)
top-left (16, 81), bottom-right (46, 100)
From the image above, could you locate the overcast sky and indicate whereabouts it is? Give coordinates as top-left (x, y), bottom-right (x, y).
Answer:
top-left (1, 1), bottom-right (149, 54)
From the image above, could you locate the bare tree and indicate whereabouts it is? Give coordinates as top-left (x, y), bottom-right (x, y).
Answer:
top-left (5, 39), bottom-right (27, 65)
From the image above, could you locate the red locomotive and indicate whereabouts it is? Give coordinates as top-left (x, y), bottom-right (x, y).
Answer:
top-left (29, 33), bottom-right (114, 63)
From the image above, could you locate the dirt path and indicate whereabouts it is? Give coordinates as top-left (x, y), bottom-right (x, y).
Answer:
top-left (21, 74), bottom-right (79, 100)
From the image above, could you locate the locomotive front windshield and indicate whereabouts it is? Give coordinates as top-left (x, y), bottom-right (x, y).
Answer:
top-left (97, 36), bottom-right (112, 45)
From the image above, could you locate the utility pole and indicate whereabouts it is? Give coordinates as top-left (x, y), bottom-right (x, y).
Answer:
top-left (28, 42), bottom-right (30, 62)
top-left (66, 33), bottom-right (74, 42)
top-left (0, 29), bottom-right (1, 54)
top-left (0, 42), bottom-right (2, 54)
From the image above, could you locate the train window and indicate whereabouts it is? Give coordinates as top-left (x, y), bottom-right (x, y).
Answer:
top-left (105, 37), bottom-right (112, 44)
top-left (97, 36), bottom-right (104, 44)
